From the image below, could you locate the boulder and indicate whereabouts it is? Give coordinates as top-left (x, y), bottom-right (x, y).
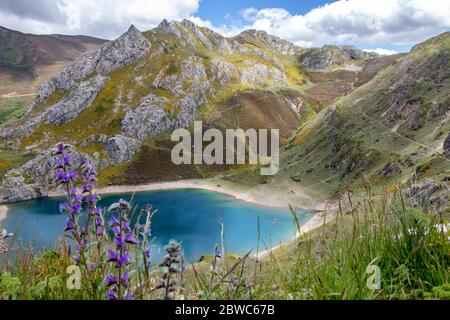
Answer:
top-left (106, 135), bottom-right (140, 164)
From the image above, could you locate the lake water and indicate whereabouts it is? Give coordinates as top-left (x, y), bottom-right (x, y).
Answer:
top-left (1, 189), bottom-right (313, 262)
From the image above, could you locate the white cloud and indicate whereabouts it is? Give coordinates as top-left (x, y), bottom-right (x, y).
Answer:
top-left (0, 0), bottom-right (200, 39)
top-left (363, 48), bottom-right (399, 56)
top-left (0, 0), bottom-right (448, 50)
top-left (227, 0), bottom-right (450, 49)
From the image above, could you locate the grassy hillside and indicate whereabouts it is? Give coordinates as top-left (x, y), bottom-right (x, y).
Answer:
top-left (265, 33), bottom-right (450, 204)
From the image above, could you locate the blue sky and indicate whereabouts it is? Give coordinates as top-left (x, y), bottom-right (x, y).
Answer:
top-left (197, 0), bottom-right (328, 25)
top-left (0, 0), bottom-right (449, 53)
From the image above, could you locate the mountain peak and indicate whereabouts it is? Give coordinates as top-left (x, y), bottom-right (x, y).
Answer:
top-left (125, 24), bottom-right (141, 35)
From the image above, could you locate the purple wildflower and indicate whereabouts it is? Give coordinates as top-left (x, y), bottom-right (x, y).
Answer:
top-left (105, 275), bottom-right (117, 287)
top-left (112, 226), bottom-right (120, 236)
top-left (115, 236), bottom-right (124, 248)
top-left (120, 272), bottom-right (129, 285)
top-left (56, 169), bottom-right (69, 184)
top-left (125, 232), bottom-right (137, 245)
top-left (109, 216), bottom-right (120, 227)
top-left (59, 202), bottom-right (70, 213)
top-left (63, 154), bottom-right (71, 166)
top-left (106, 291), bottom-right (117, 300)
top-left (118, 252), bottom-right (130, 267)
top-left (56, 143), bottom-right (65, 155)
top-left (68, 170), bottom-right (78, 181)
top-left (107, 249), bottom-right (118, 262)
top-left (65, 220), bottom-right (75, 232)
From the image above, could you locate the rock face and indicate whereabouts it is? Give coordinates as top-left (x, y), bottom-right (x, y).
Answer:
top-left (300, 45), bottom-right (376, 71)
top-left (106, 135), bottom-right (140, 164)
top-left (234, 30), bottom-right (300, 55)
top-left (1, 174), bottom-right (40, 202)
top-left (240, 63), bottom-right (286, 86)
top-left (122, 95), bottom-right (172, 140)
top-left (44, 76), bottom-right (108, 125)
top-left (0, 147), bottom-right (88, 202)
top-left (96, 25), bottom-right (151, 75)
top-left (406, 179), bottom-right (449, 213)
top-left (444, 133), bottom-right (450, 156)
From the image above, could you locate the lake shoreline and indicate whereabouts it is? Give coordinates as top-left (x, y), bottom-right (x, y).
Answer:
top-left (252, 212), bottom-right (326, 260)
top-left (47, 179), bottom-right (326, 212)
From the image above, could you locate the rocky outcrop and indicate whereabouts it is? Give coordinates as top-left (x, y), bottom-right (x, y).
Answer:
top-left (44, 75), bottom-right (108, 125)
top-left (234, 30), bottom-right (300, 55)
top-left (0, 147), bottom-right (89, 202)
top-left (406, 179), bottom-right (449, 213)
top-left (96, 25), bottom-right (151, 74)
top-left (444, 133), bottom-right (450, 156)
top-left (106, 135), bottom-right (140, 164)
top-left (240, 63), bottom-right (287, 86)
top-left (122, 95), bottom-right (172, 140)
top-left (158, 19), bottom-right (233, 53)
top-left (36, 25), bottom-right (151, 103)
top-left (1, 174), bottom-right (40, 202)
top-left (151, 56), bottom-right (212, 131)
top-left (300, 45), bottom-right (376, 71)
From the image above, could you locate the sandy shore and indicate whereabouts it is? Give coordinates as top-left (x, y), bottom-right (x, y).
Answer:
top-left (252, 212), bottom-right (326, 260)
top-left (0, 205), bottom-right (8, 226)
top-left (48, 178), bottom-right (326, 211)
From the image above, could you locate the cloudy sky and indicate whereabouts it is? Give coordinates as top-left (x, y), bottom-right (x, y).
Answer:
top-left (1, 0), bottom-right (449, 53)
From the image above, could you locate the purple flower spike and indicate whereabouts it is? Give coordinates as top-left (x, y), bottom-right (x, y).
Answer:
top-left (97, 226), bottom-right (104, 236)
top-left (145, 248), bottom-right (151, 258)
top-left (56, 144), bottom-right (65, 154)
top-left (109, 216), bottom-right (120, 227)
top-left (55, 157), bottom-right (64, 169)
top-left (107, 249), bottom-right (118, 262)
top-left (112, 226), bottom-right (120, 236)
top-left (59, 202), bottom-right (70, 213)
top-left (125, 232), bottom-right (137, 244)
top-left (63, 154), bottom-right (71, 166)
top-left (105, 275), bottom-right (117, 287)
top-left (56, 169), bottom-right (69, 184)
top-left (65, 220), bottom-right (74, 232)
top-left (69, 170), bottom-right (78, 181)
top-left (70, 203), bottom-right (81, 214)
top-left (95, 217), bottom-right (103, 226)
top-left (118, 252), bottom-right (130, 267)
top-left (115, 236), bottom-right (124, 248)
top-left (106, 291), bottom-right (117, 300)
top-left (120, 272), bottom-right (129, 285)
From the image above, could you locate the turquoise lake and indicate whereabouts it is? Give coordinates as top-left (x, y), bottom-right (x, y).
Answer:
top-left (2, 189), bottom-right (313, 262)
